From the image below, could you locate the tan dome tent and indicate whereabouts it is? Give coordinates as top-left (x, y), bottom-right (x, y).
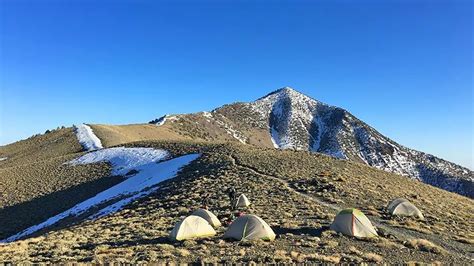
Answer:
top-left (330, 208), bottom-right (378, 238)
top-left (223, 214), bottom-right (275, 241)
top-left (191, 208), bottom-right (222, 228)
top-left (169, 215), bottom-right (216, 241)
top-left (387, 198), bottom-right (424, 219)
top-left (235, 194), bottom-right (250, 208)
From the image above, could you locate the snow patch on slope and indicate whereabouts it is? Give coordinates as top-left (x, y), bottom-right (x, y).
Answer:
top-left (310, 117), bottom-right (325, 151)
top-left (325, 150), bottom-right (346, 159)
top-left (74, 124), bottom-right (103, 151)
top-left (0, 157), bottom-right (7, 161)
top-left (200, 111), bottom-right (214, 123)
top-left (155, 115), bottom-right (167, 126)
top-left (270, 126), bottom-right (280, 148)
top-left (249, 87), bottom-right (336, 151)
top-left (151, 114), bottom-right (179, 126)
top-left (352, 124), bottom-right (417, 177)
top-left (68, 147), bottom-right (170, 175)
top-left (2, 148), bottom-right (199, 242)
top-left (205, 113), bottom-right (248, 143)
top-left (202, 111), bottom-right (213, 119)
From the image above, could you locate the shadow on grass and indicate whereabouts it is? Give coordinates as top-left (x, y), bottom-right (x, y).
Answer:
top-left (79, 236), bottom-right (171, 251)
top-left (273, 225), bottom-right (329, 237)
top-left (0, 175), bottom-right (124, 240)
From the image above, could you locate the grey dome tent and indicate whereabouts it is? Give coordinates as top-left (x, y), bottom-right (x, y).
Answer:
top-left (235, 194), bottom-right (250, 208)
top-left (330, 208), bottom-right (378, 238)
top-left (223, 214), bottom-right (275, 241)
top-left (169, 215), bottom-right (216, 241)
top-left (191, 208), bottom-right (222, 228)
top-left (387, 198), bottom-right (424, 219)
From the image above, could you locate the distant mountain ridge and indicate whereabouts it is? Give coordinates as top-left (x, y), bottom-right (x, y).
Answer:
top-left (151, 87), bottom-right (472, 197)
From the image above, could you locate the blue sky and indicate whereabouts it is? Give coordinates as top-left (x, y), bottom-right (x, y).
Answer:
top-left (0, 0), bottom-right (472, 169)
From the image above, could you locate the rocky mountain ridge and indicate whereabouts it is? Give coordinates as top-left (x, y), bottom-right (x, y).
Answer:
top-left (152, 87), bottom-right (472, 197)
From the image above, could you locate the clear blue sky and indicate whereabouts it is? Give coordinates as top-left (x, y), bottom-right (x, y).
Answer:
top-left (0, 0), bottom-right (472, 169)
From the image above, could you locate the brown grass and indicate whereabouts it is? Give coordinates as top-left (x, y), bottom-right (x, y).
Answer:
top-left (90, 123), bottom-right (189, 147)
top-left (362, 252), bottom-right (383, 263)
top-left (90, 109), bottom-right (275, 149)
top-left (0, 140), bottom-right (471, 264)
top-left (395, 220), bottom-right (433, 234)
top-left (229, 145), bottom-right (474, 243)
top-left (0, 128), bottom-right (82, 167)
top-left (305, 254), bottom-right (341, 263)
top-left (406, 239), bottom-right (447, 255)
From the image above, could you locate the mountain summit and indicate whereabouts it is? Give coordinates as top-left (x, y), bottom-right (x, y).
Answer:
top-left (248, 87), bottom-right (343, 154)
top-left (207, 87), bottom-right (473, 197)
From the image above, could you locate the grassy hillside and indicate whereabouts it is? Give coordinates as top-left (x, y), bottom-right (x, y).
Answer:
top-left (0, 140), bottom-right (472, 263)
top-left (0, 128), bottom-right (117, 239)
top-left (0, 128), bottom-right (82, 167)
top-left (89, 124), bottom-right (189, 147)
top-left (90, 111), bottom-right (274, 149)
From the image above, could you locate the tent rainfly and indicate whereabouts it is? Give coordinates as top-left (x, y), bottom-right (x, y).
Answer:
top-left (330, 208), bottom-right (378, 238)
top-left (191, 208), bottom-right (222, 228)
top-left (235, 194), bottom-right (250, 208)
top-left (223, 214), bottom-right (275, 241)
top-left (169, 215), bottom-right (216, 241)
top-left (387, 198), bottom-right (424, 219)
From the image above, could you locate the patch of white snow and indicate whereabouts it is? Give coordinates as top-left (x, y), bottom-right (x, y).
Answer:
top-left (2, 149), bottom-right (199, 242)
top-left (270, 126), bottom-right (280, 148)
top-left (310, 117), bottom-right (324, 152)
top-left (68, 147), bottom-right (170, 175)
top-left (156, 116), bottom-right (167, 126)
top-left (74, 124), bottom-right (103, 151)
top-left (202, 111), bottom-right (213, 119)
top-left (327, 150), bottom-right (346, 159)
top-left (208, 114), bottom-right (248, 144)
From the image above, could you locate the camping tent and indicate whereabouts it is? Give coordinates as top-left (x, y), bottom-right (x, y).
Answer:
top-left (192, 208), bottom-right (222, 228)
top-left (235, 194), bottom-right (250, 208)
top-left (169, 215), bottom-right (216, 241)
top-left (223, 214), bottom-right (275, 241)
top-left (330, 208), bottom-right (378, 238)
top-left (387, 198), bottom-right (424, 219)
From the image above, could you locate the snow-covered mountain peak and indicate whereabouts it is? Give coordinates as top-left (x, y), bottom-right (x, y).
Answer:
top-left (234, 87), bottom-right (473, 197)
top-left (145, 86), bottom-right (472, 197)
top-left (270, 86), bottom-right (298, 96)
top-left (245, 87), bottom-right (339, 152)
top-left (250, 87), bottom-right (330, 119)
top-left (258, 87), bottom-right (317, 104)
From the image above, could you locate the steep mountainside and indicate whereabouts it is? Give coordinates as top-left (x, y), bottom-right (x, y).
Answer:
top-left (148, 88), bottom-right (472, 197)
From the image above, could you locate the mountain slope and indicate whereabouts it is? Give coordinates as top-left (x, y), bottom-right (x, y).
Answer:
top-left (210, 87), bottom-right (473, 197)
top-left (0, 127), bottom-right (83, 168)
top-left (0, 141), bottom-right (472, 263)
top-left (1, 88), bottom-right (472, 263)
top-left (9, 87), bottom-right (467, 198)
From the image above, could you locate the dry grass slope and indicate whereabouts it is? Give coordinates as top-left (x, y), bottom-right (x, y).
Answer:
top-left (0, 128), bottom-right (119, 239)
top-left (0, 141), bottom-right (472, 264)
top-left (89, 124), bottom-right (189, 148)
top-left (0, 128), bottom-right (82, 167)
top-left (89, 111), bottom-right (274, 149)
